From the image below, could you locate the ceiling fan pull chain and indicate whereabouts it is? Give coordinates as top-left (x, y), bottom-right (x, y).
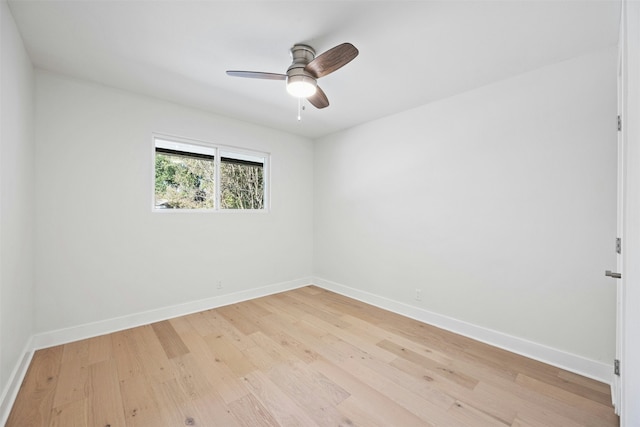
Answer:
top-left (297, 97), bottom-right (302, 121)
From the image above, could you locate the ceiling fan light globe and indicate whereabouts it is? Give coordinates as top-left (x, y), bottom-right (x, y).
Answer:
top-left (286, 76), bottom-right (317, 98)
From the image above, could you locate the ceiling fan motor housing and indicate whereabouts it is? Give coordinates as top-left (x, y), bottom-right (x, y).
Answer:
top-left (286, 44), bottom-right (318, 94)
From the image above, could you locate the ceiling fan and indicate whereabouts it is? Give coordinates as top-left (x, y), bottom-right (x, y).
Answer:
top-left (226, 43), bottom-right (359, 109)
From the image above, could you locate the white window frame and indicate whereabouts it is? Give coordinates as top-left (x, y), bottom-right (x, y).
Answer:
top-left (152, 134), bottom-right (270, 213)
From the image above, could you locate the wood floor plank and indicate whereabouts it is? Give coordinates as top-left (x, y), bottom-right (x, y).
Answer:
top-left (149, 378), bottom-right (201, 426)
top-left (253, 314), bottom-right (323, 364)
top-left (7, 286), bottom-right (618, 427)
top-left (227, 392), bottom-right (280, 427)
top-left (50, 337), bottom-right (111, 411)
top-left (112, 328), bottom-right (166, 427)
top-left (312, 358), bottom-right (435, 427)
top-left (337, 395), bottom-right (414, 427)
top-left (267, 361), bottom-right (352, 426)
top-left (513, 406), bottom-right (586, 427)
top-left (460, 338), bottom-right (610, 408)
top-left (448, 400), bottom-right (511, 427)
top-left (151, 320), bottom-right (190, 359)
top-left (343, 312), bottom-right (456, 366)
top-left (123, 325), bottom-right (175, 383)
top-left (246, 331), bottom-right (300, 369)
top-left (190, 393), bottom-right (242, 427)
top-left (6, 346), bottom-right (63, 427)
top-left (557, 369), bottom-right (612, 394)
top-left (87, 358), bottom-right (126, 427)
top-left (242, 370), bottom-right (321, 427)
top-left (60, 340), bottom-right (89, 366)
top-left (205, 334), bottom-right (257, 376)
top-left (200, 308), bottom-right (257, 351)
top-left (251, 296), bottom-right (309, 326)
top-left (171, 353), bottom-right (215, 401)
top-left (321, 343), bottom-right (465, 426)
top-left (48, 398), bottom-right (88, 427)
top-left (172, 327), bottom-right (250, 404)
top-left (390, 355), bottom-right (518, 425)
top-left (51, 358), bottom-right (88, 409)
top-left (242, 339), bottom-right (281, 371)
top-left (117, 374), bottom-right (164, 427)
top-left (111, 329), bottom-right (143, 382)
top-left (86, 334), bottom-right (113, 365)
top-left (300, 312), bottom-right (397, 364)
top-left (475, 377), bottom-right (614, 427)
top-left (276, 293), bottom-right (352, 329)
top-left (515, 373), bottom-right (619, 423)
top-left (320, 333), bottom-right (458, 412)
top-left (378, 338), bottom-right (479, 389)
top-left (216, 301), bottom-right (270, 335)
top-left (295, 285), bottom-right (323, 296)
top-left (183, 310), bottom-right (220, 337)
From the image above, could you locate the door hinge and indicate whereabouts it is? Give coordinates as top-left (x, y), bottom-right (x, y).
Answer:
top-left (616, 237), bottom-right (622, 254)
top-left (618, 115), bottom-right (622, 131)
top-left (614, 359), bottom-right (621, 376)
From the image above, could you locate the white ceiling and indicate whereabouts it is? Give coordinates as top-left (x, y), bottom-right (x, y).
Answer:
top-left (8, 0), bottom-right (620, 139)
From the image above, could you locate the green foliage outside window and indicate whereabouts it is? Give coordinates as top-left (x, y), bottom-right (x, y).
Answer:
top-left (155, 153), bottom-right (215, 209)
top-left (154, 152), bottom-right (264, 210)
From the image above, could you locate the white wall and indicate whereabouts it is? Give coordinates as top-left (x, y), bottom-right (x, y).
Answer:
top-left (0, 0), bottom-right (35, 403)
top-left (34, 71), bottom-right (314, 333)
top-left (314, 48), bottom-right (617, 367)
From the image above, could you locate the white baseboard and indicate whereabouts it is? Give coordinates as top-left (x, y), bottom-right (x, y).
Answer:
top-left (0, 338), bottom-right (34, 426)
top-left (312, 276), bottom-right (612, 385)
top-left (32, 277), bottom-right (312, 350)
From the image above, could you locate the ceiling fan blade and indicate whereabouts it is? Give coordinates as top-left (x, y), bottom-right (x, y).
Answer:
top-left (226, 71), bottom-right (287, 80)
top-left (304, 43), bottom-right (359, 78)
top-left (307, 86), bottom-right (329, 109)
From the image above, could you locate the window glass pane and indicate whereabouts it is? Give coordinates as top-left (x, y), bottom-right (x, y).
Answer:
top-left (220, 150), bottom-right (265, 210)
top-left (155, 141), bottom-right (215, 209)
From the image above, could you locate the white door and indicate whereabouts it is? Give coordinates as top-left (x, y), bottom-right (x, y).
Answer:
top-left (618, 1), bottom-right (640, 423)
top-left (611, 9), bottom-right (625, 413)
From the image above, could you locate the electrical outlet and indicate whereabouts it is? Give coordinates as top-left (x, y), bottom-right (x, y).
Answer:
top-left (415, 289), bottom-right (422, 301)
top-left (217, 280), bottom-right (223, 289)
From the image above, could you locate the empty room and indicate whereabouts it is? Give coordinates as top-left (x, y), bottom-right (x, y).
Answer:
top-left (1, 0), bottom-right (639, 426)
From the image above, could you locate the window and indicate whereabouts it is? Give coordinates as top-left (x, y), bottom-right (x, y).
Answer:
top-left (220, 150), bottom-right (266, 210)
top-left (154, 136), bottom-right (268, 211)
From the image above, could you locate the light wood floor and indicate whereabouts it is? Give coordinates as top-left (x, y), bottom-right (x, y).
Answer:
top-left (7, 286), bottom-right (618, 427)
